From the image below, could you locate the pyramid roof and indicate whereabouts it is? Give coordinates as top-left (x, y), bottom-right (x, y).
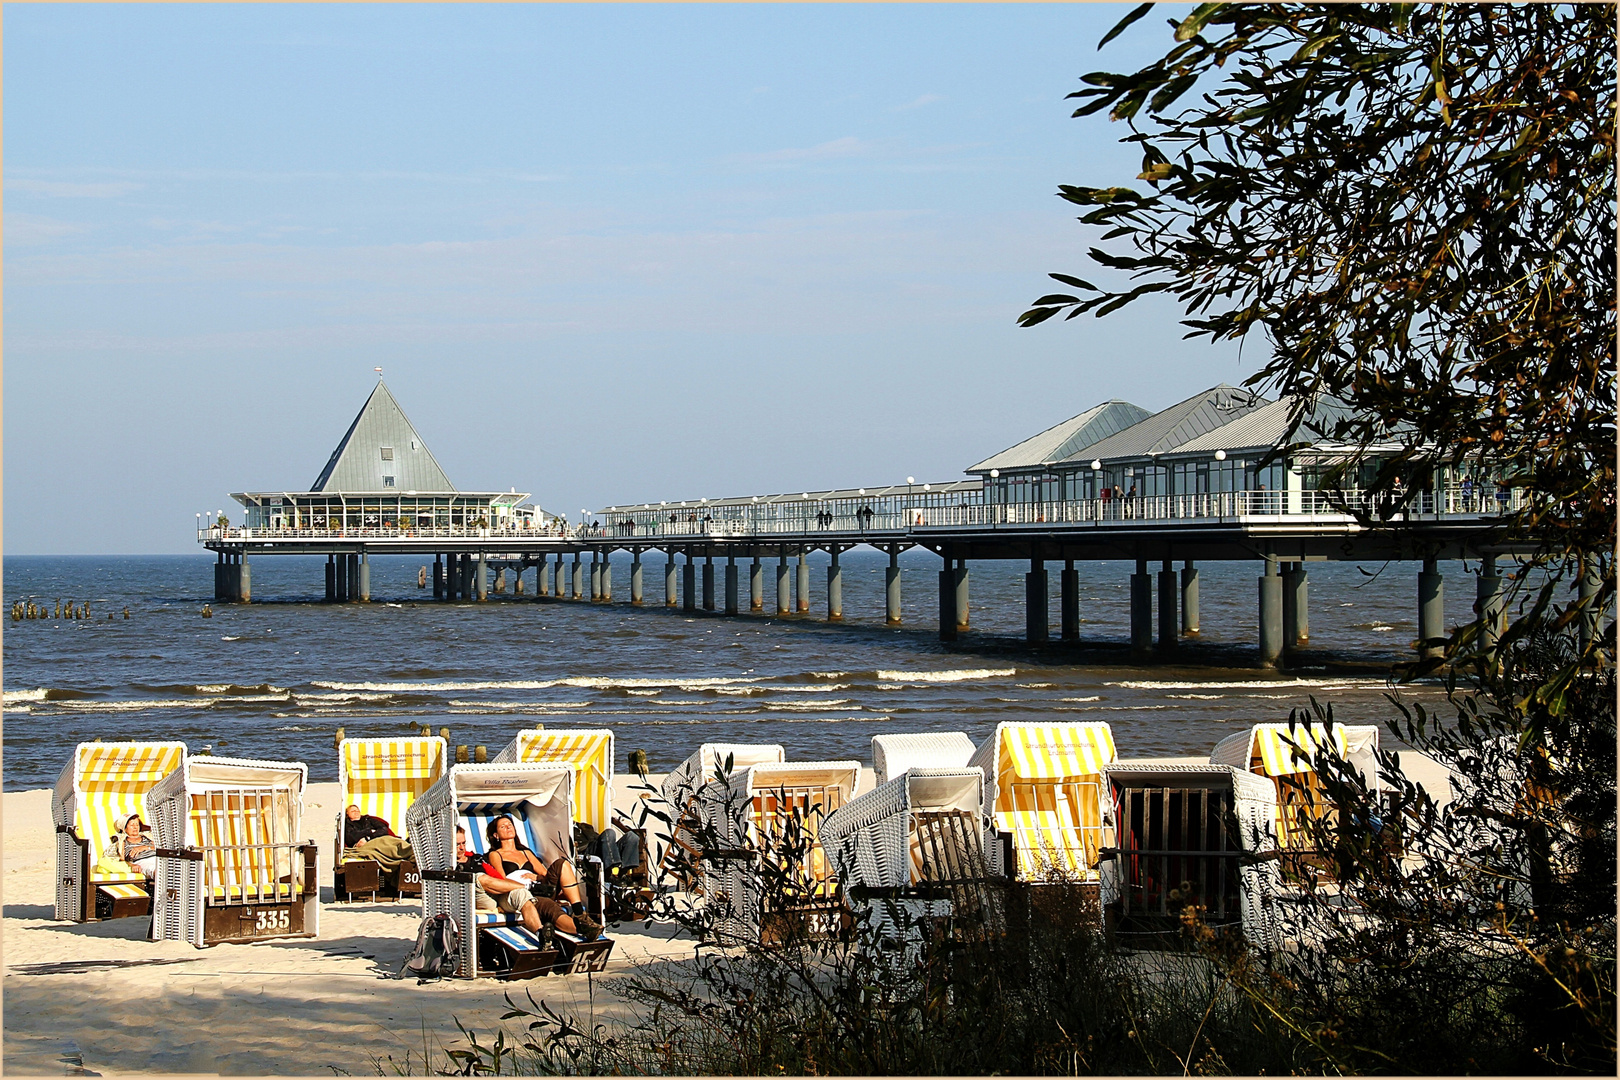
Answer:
top-left (311, 380), bottom-right (456, 492)
top-left (967, 400), bottom-right (1152, 474)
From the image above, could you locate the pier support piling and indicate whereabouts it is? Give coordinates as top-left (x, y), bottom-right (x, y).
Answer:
top-left (938, 557), bottom-right (957, 643)
top-left (776, 552), bottom-right (791, 616)
top-left (1418, 557), bottom-right (1444, 659)
top-left (953, 559), bottom-right (969, 632)
top-left (827, 550), bottom-right (842, 621)
top-left (432, 555), bottom-right (443, 599)
top-left (1026, 552), bottom-right (1049, 644)
top-left (1258, 554), bottom-right (1283, 667)
top-left (1579, 553), bottom-right (1601, 649)
top-left (631, 551), bottom-right (643, 605)
top-left (1283, 562), bottom-right (1308, 652)
top-left (495, 567), bottom-right (506, 595)
top-left (750, 556), bottom-right (764, 612)
top-left (665, 553), bottom-right (678, 608)
top-left (601, 556), bottom-right (612, 603)
top-left (683, 553), bottom-right (696, 613)
top-left (553, 557), bottom-right (564, 600)
top-left (356, 552), bottom-right (367, 603)
top-left (1476, 554), bottom-right (1504, 648)
top-left (1157, 560), bottom-right (1176, 652)
top-left (1061, 560), bottom-right (1079, 642)
top-left (726, 555), bottom-right (739, 615)
top-left (1180, 561), bottom-right (1199, 635)
top-left (796, 550), bottom-right (810, 614)
top-left (1130, 559), bottom-right (1153, 657)
top-left (476, 553), bottom-right (488, 602)
top-left (590, 553), bottom-right (602, 601)
top-left (702, 556), bottom-right (715, 612)
top-left (536, 555), bottom-right (548, 598)
top-left (326, 555), bottom-right (337, 602)
top-left (571, 554), bottom-right (583, 601)
top-left (885, 547), bottom-right (902, 625)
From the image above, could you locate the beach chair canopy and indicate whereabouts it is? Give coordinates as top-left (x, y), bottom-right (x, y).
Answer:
top-left (338, 736), bottom-right (447, 842)
top-left (714, 760), bottom-right (861, 883)
top-left (408, 762), bottom-right (577, 872)
top-left (494, 728), bottom-right (614, 831)
top-left (661, 742), bottom-right (785, 808)
top-left (145, 755), bottom-right (310, 902)
top-left (53, 742), bottom-right (187, 861)
top-left (871, 732), bottom-right (976, 785)
top-left (1210, 722), bottom-right (1381, 789)
top-left (969, 722), bottom-right (1117, 882)
top-left (824, 767), bottom-right (985, 890)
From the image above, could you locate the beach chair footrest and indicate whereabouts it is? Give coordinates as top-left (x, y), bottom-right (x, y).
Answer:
top-left (477, 926), bottom-right (562, 979)
top-left (336, 860), bottom-right (382, 901)
top-left (95, 883), bottom-right (151, 921)
top-left (554, 932), bottom-right (614, 974)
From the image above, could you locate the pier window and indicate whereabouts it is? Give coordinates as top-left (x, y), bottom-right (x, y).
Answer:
top-left (380, 447), bottom-right (394, 461)
top-left (383, 476), bottom-right (395, 487)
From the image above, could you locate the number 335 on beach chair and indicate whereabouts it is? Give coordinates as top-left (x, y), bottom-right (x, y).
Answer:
top-left (53, 741), bottom-right (186, 923)
top-left (146, 755), bottom-right (319, 947)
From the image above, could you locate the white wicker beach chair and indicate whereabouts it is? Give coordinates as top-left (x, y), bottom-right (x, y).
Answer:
top-left (658, 743), bottom-right (785, 887)
top-left (334, 735), bottom-right (447, 901)
top-left (407, 762), bottom-right (612, 979)
top-left (823, 766), bottom-right (997, 964)
top-left (146, 755), bottom-right (318, 947)
top-left (1209, 722), bottom-right (1381, 872)
top-left (871, 732), bottom-right (976, 785)
top-left (968, 721), bottom-right (1117, 883)
top-left (52, 741), bottom-right (187, 923)
top-left (1099, 761), bottom-right (1282, 952)
top-left (702, 759), bottom-right (861, 944)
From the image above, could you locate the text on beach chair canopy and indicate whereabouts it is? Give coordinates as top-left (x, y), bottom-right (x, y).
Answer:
top-left (339, 735), bottom-right (448, 841)
top-left (494, 728), bottom-right (614, 831)
top-left (408, 762), bottom-right (577, 872)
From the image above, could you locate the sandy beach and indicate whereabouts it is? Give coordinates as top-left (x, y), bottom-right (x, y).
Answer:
top-left (2, 778), bottom-right (703, 1076)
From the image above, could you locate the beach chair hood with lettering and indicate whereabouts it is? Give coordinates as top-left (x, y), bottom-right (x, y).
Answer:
top-left (968, 721), bottom-right (1117, 882)
top-left (493, 728), bottom-right (615, 831)
top-left (52, 741), bottom-right (186, 923)
top-left (146, 755), bottom-right (318, 947)
top-left (408, 762), bottom-right (610, 978)
top-left (823, 766), bottom-right (998, 963)
top-left (335, 735), bottom-right (447, 900)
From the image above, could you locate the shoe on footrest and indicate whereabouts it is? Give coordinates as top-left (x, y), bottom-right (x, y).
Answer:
top-left (573, 914), bottom-right (603, 941)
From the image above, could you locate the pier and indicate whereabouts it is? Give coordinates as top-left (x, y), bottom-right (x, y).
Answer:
top-left (200, 380), bottom-right (1539, 668)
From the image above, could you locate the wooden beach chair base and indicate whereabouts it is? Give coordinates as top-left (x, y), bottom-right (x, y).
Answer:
top-left (95, 882), bottom-right (151, 921)
top-left (477, 926), bottom-right (563, 979)
top-left (554, 931), bottom-right (614, 973)
top-left (335, 859), bottom-right (382, 901)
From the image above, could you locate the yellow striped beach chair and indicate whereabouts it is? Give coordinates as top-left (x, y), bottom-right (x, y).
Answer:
top-left (52, 741), bottom-right (186, 923)
top-left (335, 735), bottom-right (447, 900)
top-left (493, 729), bottom-right (614, 831)
top-left (147, 755), bottom-right (318, 947)
top-left (968, 722), bottom-right (1117, 883)
top-left (1209, 722), bottom-right (1381, 872)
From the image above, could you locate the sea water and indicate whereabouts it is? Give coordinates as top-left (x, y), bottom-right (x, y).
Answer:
top-left (2, 550), bottom-right (1485, 790)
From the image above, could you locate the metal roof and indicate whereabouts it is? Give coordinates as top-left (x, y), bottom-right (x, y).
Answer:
top-left (1169, 394), bottom-right (1401, 456)
top-left (598, 479), bottom-right (982, 515)
top-left (311, 380), bottom-right (456, 493)
top-left (967, 400), bottom-right (1152, 474)
top-left (1054, 384), bottom-right (1270, 465)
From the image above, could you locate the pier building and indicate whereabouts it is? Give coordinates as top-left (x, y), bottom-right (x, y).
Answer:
top-left (202, 380), bottom-right (1536, 668)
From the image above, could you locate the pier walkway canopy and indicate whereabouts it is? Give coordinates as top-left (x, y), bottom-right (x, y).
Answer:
top-left (223, 379), bottom-right (543, 538)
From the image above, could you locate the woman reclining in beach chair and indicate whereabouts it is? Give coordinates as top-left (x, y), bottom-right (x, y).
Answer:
top-left (470, 817), bottom-right (600, 940)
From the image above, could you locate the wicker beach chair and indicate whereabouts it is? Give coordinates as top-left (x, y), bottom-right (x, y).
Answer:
top-left (658, 742), bottom-right (785, 889)
top-left (146, 755), bottom-right (319, 947)
top-left (871, 732), bottom-right (976, 785)
top-left (702, 759), bottom-right (861, 944)
top-left (407, 762), bottom-right (613, 979)
top-left (52, 741), bottom-right (187, 923)
top-left (968, 721), bottom-right (1118, 885)
top-left (494, 728), bottom-right (645, 917)
top-left (1209, 722), bottom-right (1381, 880)
top-left (1098, 761), bottom-right (1282, 951)
top-left (823, 766), bottom-right (1000, 964)
top-left (334, 735), bottom-right (447, 901)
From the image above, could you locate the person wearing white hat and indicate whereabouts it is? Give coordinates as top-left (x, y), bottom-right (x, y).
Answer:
top-left (113, 813), bottom-right (157, 880)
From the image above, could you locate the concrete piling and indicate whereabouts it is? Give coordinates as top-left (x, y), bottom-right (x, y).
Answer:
top-left (665, 552), bottom-right (678, 608)
top-left (750, 555), bottom-right (764, 612)
top-left (1157, 560), bottom-right (1176, 651)
top-left (796, 550), bottom-right (810, 614)
top-left (433, 555), bottom-right (443, 599)
top-left (631, 551), bottom-right (643, 605)
top-left (1258, 554), bottom-right (1283, 667)
top-left (726, 555), bottom-right (739, 615)
top-left (953, 559), bottom-right (969, 632)
top-left (827, 550), bottom-right (842, 621)
top-left (776, 552), bottom-right (791, 616)
top-left (1180, 560), bottom-right (1199, 635)
top-left (356, 552), bottom-right (367, 603)
top-left (571, 553), bottom-right (583, 601)
top-left (885, 547), bottom-right (902, 624)
top-left (1026, 552), bottom-right (1049, 644)
top-left (476, 553), bottom-right (488, 602)
top-left (1130, 559), bottom-right (1153, 657)
top-left (1061, 559), bottom-right (1079, 642)
top-left (1476, 554), bottom-right (1504, 647)
top-left (326, 555), bottom-right (337, 602)
top-left (601, 555), bottom-right (612, 603)
top-left (938, 560), bottom-right (957, 643)
top-left (683, 552), bottom-right (696, 613)
top-left (702, 556), bottom-right (715, 612)
top-left (1418, 556), bottom-right (1444, 659)
top-left (1283, 561), bottom-right (1308, 650)
top-left (590, 552), bottom-right (602, 601)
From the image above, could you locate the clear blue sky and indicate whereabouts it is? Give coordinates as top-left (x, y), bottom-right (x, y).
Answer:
top-left (4, 3), bottom-right (1252, 554)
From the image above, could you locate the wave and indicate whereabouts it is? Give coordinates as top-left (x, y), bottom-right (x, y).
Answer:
top-left (194, 683), bottom-right (287, 696)
top-left (3, 688), bottom-right (48, 705)
top-left (311, 675), bottom-right (768, 693)
top-left (1108, 677), bottom-right (1386, 691)
top-left (762, 700), bottom-right (854, 711)
top-left (220, 636), bottom-right (244, 642)
top-left (1016, 683), bottom-right (1055, 689)
top-left (875, 668), bottom-right (1017, 683)
top-left (627, 689), bottom-right (662, 697)
top-left (447, 699), bottom-right (592, 709)
top-left (1169, 693), bottom-right (1226, 700)
top-left (1060, 696), bottom-right (1102, 703)
top-left (294, 691), bottom-right (398, 703)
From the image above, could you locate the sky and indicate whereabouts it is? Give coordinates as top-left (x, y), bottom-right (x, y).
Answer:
top-left (4, 3), bottom-right (1254, 555)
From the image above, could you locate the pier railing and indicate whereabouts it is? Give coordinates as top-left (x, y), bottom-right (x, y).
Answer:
top-left (202, 485), bottom-right (1520, 545)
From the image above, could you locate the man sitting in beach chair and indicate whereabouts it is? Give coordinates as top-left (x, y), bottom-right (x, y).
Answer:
top-left (342, 804), bottom-right (414, 873)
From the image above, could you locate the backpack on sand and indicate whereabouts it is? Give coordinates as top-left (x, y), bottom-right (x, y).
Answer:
top-left (398, 912), bottom-right (460, 982)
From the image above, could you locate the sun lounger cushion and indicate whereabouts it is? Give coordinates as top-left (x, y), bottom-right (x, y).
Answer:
top-left (98, 882), bottom-right (150, 901)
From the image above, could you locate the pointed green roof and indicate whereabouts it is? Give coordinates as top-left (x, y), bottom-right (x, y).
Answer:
top-left (311, 380), bottom-right (456, 492)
